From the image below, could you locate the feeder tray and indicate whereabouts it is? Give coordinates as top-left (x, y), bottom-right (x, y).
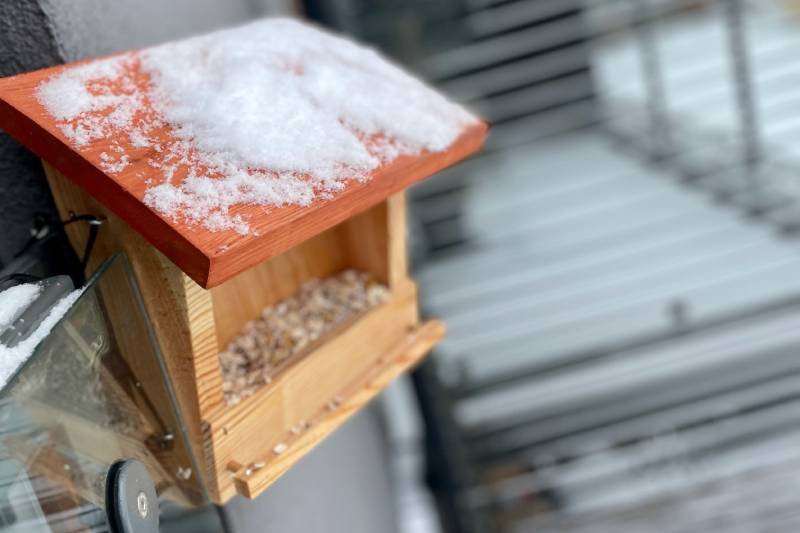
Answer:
top-left (0, 20), bottom-right (486, 503)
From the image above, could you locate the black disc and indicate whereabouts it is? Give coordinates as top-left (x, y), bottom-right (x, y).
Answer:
top-left (105, 459), bottom-right (159, 533)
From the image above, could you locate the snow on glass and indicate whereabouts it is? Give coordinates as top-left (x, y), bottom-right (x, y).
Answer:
top-left (0, 284), bottom-right (81, 390)
top-left (35, 18), bottom-right (478, 235)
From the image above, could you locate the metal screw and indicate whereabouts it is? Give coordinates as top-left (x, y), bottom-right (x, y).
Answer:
top-left (272, 442), bottom-right (288, 455)
top-left (176, 466), bottom-right (192, 480)
top-left (136, 491), bottom-right (148, 518)
top-left (157, 432), bottom-right (175, 449)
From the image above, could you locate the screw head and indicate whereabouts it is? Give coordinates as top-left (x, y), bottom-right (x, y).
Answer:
top-left (136, 491), bottom-right (148, 518)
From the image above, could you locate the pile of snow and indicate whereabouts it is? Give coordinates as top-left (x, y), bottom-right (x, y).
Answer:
top-left (36, 18), bottom-right (479, 235)
top-left (0, 284), bottom-right (81, 390)
top-left (0, 284), bottom-right (41, 328)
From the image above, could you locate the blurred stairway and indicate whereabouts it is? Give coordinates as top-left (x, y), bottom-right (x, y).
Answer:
top-left (415, 131), bottom-right (800, 532)
top-left (304, 1), bottom-right (800, 531)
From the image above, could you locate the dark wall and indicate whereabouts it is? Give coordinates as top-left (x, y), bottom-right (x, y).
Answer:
top-left (0, 0), bottom-right (64, 266)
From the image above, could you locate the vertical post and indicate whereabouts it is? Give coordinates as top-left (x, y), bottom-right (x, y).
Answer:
top-left (723, 0), bottom-right (762, 185)
top-left (632, 0), bottom-right (673, 162)
top-left (411, 359), bottom-right (490, 533)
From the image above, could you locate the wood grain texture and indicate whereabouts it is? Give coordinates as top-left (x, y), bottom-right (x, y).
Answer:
top-left (0, 63), bottom-right (487, 288)
top-left (43, 158), bottom-right (443, 503)
top-left (203, 280), bottom-right (422, 501)
top-left (5, 437), bottom-right (105, 508)
top-left (387, 192), bottom-right (410, 291)
top-left (23, 402), bottom-right (192, 506)
top-left (43, 163), bottom-right (221, 493)
top-left (209, 203), bottom-right (383, 349)
top-left (230, 319), bottom-right (444, 499)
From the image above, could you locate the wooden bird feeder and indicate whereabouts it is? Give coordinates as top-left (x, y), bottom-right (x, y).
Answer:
top-left (0, 20), bottom-right (486, 503)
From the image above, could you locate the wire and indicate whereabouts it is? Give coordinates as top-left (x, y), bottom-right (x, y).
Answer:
top-left (62, 212), bottom-right (107, 271)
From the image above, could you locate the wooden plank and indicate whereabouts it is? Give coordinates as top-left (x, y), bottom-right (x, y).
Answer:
top-left (340, 200), bottom-right (391, 285)
top-left (203, 282), bottom-right (422, 502)
top-left (43, 164), bottom-right (222, 494)
top-left (0, 64), bottom-right (487, 288)
top-left (22, 402), bottom-right (198, 507)
top-left (231, 319), bottom-right (445, 499)
top-left (6, 437), bottom-right (105, 509)
top-left (209, 218), bottom-right (350, 350)
top-left (387, 192), bottom-right (411, 291)
top-left (44, 161), bottom-right (443, 503)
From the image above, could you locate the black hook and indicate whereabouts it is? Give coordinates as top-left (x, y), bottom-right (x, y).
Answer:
top-left (63, 212), bottom-right (107, 271)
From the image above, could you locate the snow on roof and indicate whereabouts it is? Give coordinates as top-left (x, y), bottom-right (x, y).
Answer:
top-left (35, 18), bottom-right (479, 235)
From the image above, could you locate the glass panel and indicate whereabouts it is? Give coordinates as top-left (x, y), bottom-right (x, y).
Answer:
top-left (0, 254), bottom-right (206, 532)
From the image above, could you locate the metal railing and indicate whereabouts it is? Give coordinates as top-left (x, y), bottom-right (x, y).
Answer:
top-left (308, 1), bottom-right (800, 531)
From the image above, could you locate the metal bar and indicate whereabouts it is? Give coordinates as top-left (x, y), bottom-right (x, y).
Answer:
top-left (473, 398), bottom-right (800, 502)
top-left (465, 0), bottom-right (583, 38)
top-left (409, 360), bottom-right (489, 533)
top-left (420, 203), bottom-right (720, 290)
top-left (467, 354), bottom-right (800, 462)
top-left (631, 0), bottom-right (673, 161)
top-left (453, 294), bottom-right (800, 398)
top-left (431, 220), bottom-right (748, 314)
top-left (444, 248), bottom-right (800, 357)
top-left (722, 0), bottom-right (762, 177)
top-left (440, 43), bottom-right (592, 101)
top-left (448, 259), bottom-right (800, 382)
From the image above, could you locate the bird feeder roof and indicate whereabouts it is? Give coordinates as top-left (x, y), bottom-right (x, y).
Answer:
top-left (0, 19), bottom-right (486, 288)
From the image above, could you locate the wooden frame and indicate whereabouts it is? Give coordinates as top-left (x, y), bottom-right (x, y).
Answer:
top-left (45, 164), bottom-right (445, 503)
top-left (0, 38), bottom-right (485, 504)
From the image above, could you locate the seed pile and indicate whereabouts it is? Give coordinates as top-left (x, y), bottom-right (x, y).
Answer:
top-left (220, 270), bottom-right (390, 405)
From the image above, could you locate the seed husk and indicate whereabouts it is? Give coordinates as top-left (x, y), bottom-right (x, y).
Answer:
top-left (220, 270), bottom-right (390, 405)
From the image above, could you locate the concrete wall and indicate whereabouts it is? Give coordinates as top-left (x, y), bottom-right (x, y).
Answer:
top-left (0, 2), bottom-right (399, 531)
top-left (0, 0), bottom-right (63, 265)
top-left (224, 408), bottom-right (399, 532)
top-left (39, 0), bottom-right (255, 61)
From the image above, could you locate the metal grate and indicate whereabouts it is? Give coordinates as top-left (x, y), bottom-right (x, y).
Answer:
top-left (307, 1), bottom-right (800, 532)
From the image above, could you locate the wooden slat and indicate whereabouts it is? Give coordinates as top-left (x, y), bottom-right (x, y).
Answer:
top-left (230, 319), bottom-right (445, 499)
top-left (43, 163), bottom-right (221, 491)
top-left (0, 63), bottom-right (487, 288)
top-left (388, 192), bottom-right (410, 291)
top-left (203, 281), bottom-right (423, 501)
top-left (41, 129), bottom-right (446, 504)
